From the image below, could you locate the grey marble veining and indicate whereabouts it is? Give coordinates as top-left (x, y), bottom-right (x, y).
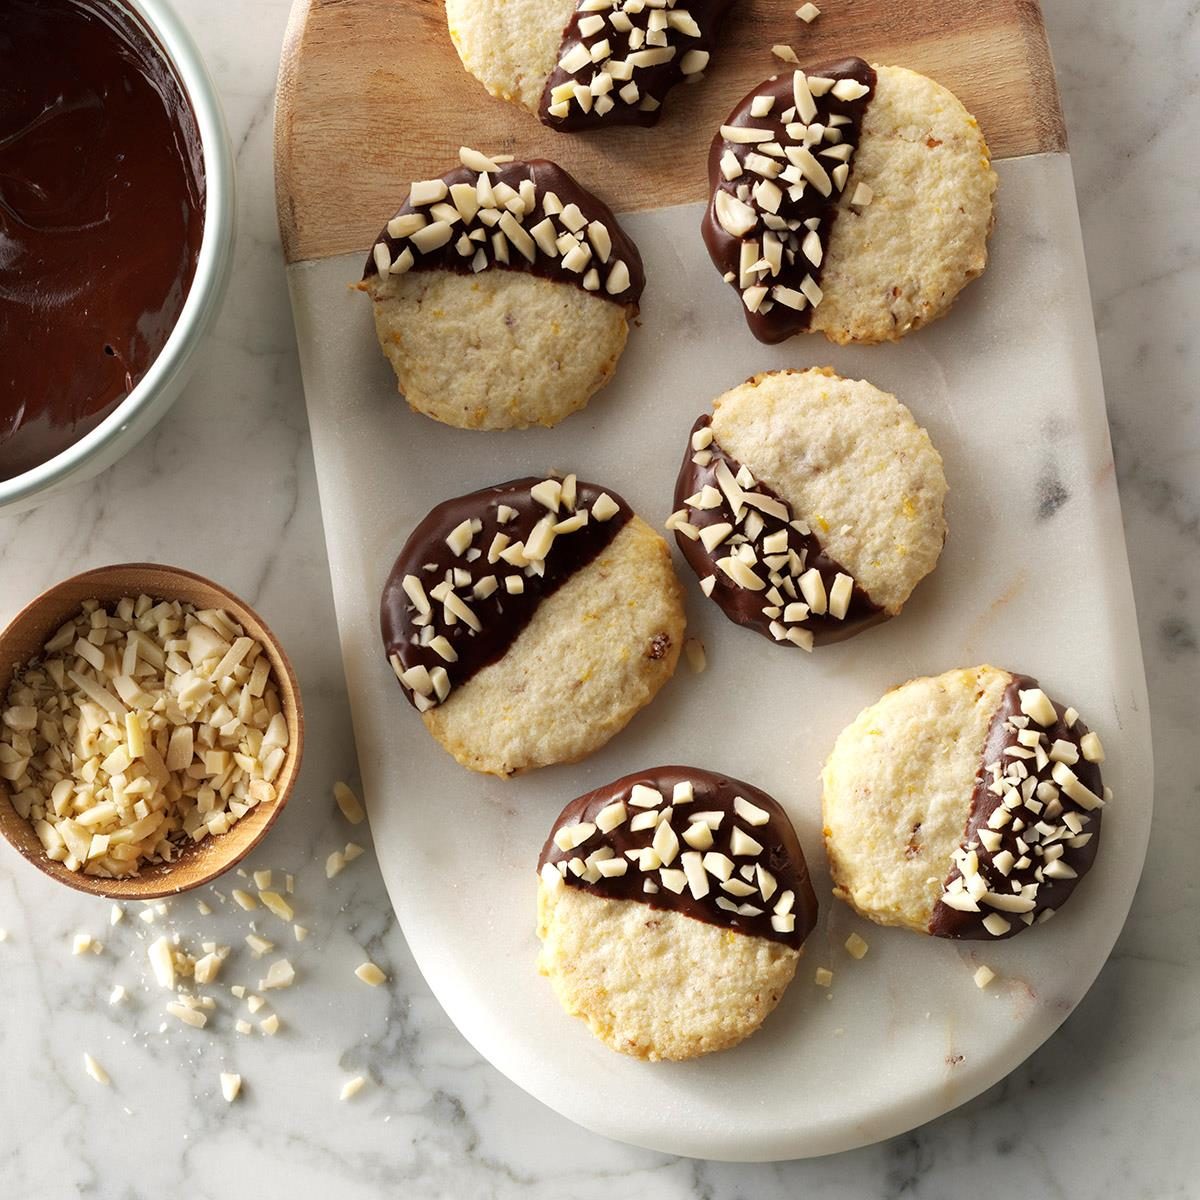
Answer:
top-left (0, 1), bottom-right (1194, 1196)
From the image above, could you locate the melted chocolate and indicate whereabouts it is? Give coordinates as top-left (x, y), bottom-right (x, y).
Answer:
top-left (702, 58), bottom-right (875, 344)
top-left (538, 766), bottom-right (818, 949)
top-left (673, 415), bottom-right (886, 646)
top-left (539, 0), bottom-right (737, 132)
top-left (0, 0), bottom-right (205, 481)
top-left (381, 477), bottom-right (632, 711)
top-left (362, 158), bottom-right (643, 309)
top-left (929, 674), bottom-right (1104, 940)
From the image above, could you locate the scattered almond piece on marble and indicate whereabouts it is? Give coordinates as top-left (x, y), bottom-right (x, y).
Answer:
top-left (260, 958), bottom-right (295, 990)
top-left (83, 1053), bottom-right (110, 1086)
top-left (844, 932), bottom-right (869, 960)
top-left (148, 936), bottom-right (175, 989)
top-left (355, 961), bottom-right (386, 987)
top-left (259, 891), bottom-right (294, 921)
top-left (684, 638), bottom-right (707, 673)
top-left (334, 781), bottom-right (366, 825)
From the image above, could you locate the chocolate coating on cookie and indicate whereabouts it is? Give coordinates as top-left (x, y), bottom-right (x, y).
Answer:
top-left (363, 152), bottom-right (644, 308)
top-left (539, 766), bottom-right (818, 949)
top-left (382, 477), bottom-right (632, 712)
top-left (670, 416), bottom-right (885, 647)
top-left (702, 58), bottom-right (876, 343)
top-left (540, 0), bottom-right (737, 131)
top-left (931, 675), bottom-right (1105, 940)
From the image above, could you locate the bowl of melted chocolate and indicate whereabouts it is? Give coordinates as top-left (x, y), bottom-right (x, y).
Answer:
top-left (0, 0), bottom-right (234, 511)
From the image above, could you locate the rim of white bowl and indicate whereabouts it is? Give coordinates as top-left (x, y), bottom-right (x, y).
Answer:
top-left (0, 0), bottom-right (236, 510)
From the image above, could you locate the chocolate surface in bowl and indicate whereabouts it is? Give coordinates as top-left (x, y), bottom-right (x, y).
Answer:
top-left (0, 0), bottom-right (206, 482)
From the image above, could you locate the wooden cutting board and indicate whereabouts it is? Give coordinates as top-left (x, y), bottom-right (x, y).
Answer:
top-left (275, 0), bottom-right (1065, 265)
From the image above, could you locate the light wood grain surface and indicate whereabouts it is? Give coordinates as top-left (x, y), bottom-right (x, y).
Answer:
top-left (275, 0), bottom-right (1065, 265)
top-left (0, 564), bottom-right (304, 899)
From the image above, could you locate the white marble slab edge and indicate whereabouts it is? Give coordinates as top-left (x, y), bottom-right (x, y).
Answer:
top-left (285, 150), bottom-right (1151, 1160)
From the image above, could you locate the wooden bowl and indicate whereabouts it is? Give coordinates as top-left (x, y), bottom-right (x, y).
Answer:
top-left (0, 563), bottom-right (304, 899)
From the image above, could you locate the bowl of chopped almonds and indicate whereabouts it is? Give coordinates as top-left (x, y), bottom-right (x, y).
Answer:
top-left (0, 563), bottom-right (303, 898)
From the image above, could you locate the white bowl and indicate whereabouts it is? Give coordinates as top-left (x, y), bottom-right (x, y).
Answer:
top-left (0, 0), bottom-right (235, 516)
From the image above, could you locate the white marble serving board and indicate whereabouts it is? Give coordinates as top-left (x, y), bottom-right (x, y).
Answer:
top-left (285, 152), bottom-right (1151, 1161)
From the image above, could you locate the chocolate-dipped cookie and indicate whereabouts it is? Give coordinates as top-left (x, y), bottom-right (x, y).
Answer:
top-left (667, 368), bottom-right (947, 649)
top-left (537, 766), bottom-right (818, 1060)
top-left (382, 476), bottom-right (685, 777)
top-left (360, 148), bottom-right (644, 431)
top-left (703, 59), bottom-right (997, 344)
top-left (445, 0), bottom-right (735, 131)
top-left (823, 666), bottom-right (1108, 940)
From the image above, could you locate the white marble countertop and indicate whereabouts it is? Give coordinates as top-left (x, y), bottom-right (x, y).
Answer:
top-left (0, 1), bottom-right (1194, 1195)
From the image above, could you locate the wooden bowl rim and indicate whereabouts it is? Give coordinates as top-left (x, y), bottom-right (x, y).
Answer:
top-left (0, 562), bottom-right (304, 899)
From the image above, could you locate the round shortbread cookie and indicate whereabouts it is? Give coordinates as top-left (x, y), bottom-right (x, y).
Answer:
top-left (382, 477), bottom-right (685, 777)
top-left (822, 666), bottom-right (1108, 940)
top-left (445, 0), bottom-right (735, 132)
top-left (703, 58), bottom-right (997, 344)
top-left (537, 766), bottom-right (818, 1060)
top-left (668, 368), bottom-right (947, 649)
top-left (360, 150), bottom-right (643, 431)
